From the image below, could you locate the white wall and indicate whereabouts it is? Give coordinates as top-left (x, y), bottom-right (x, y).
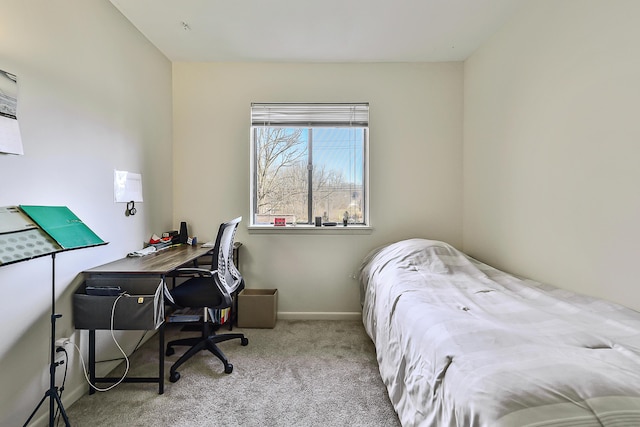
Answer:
top-left (0, 1), bottom-right (172, 425)
top-left (464, 0), bottom-right (640, 309)
top-left (172, 62), bottom-right (463, 317)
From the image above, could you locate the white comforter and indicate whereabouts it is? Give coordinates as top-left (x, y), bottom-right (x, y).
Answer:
top-left (360, 239), bottom-right (640, 427)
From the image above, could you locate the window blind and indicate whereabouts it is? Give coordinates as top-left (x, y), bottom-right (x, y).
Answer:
top-left (251, 103), bottom-right (369, 127)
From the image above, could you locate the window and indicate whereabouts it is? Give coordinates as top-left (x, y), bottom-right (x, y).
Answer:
top-left (250, 103), bottom-right (369, 227)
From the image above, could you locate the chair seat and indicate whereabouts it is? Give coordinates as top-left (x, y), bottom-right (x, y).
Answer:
top-left (170, 276), bottom-right (224, 308)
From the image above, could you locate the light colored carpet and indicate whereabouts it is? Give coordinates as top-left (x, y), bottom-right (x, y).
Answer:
top-left (65, 320), bottom-right (401, 426)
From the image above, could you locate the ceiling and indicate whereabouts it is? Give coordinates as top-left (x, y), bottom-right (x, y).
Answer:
top-left (109, 0), bottom-right (526, 63)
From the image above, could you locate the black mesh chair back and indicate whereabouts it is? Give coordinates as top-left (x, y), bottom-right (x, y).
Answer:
top-left (214, 216), bottom-right (243, 299)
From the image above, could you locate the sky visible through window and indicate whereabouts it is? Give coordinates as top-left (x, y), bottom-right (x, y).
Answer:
top-left (304, 128), bottom-right (364, 184)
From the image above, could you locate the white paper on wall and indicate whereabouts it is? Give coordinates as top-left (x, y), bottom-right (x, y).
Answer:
top-left (0, 70), bottom-right (23, 155)
top-left (114, 170), bottom-right (144, 203)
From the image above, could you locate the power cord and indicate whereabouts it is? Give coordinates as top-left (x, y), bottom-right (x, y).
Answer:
top-left (92, 332), bottom-right (148, 364)
top-left (73, 293), bottom-right (132, 392)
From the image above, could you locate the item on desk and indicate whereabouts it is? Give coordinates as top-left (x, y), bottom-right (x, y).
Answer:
top-left (127, 246), bottom-right (157, 257)
top-left (163, 230), bottom-right (180, 244)
top-left (202, 241), bottom-right (215, 248)
top-left (179, 221), bottom-right (188, 244)
top-left (150, 241), bottom-right (172, 251)
top-left (150, 234), bottom-right (172, 244)
top-left (186, 236), bottom-right (197, 246)
top-left (149, 233), bottom-right (173, 251)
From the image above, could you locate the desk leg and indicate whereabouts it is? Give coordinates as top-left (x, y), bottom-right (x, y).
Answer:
top-left (159, 323), bottom-right (165, 394)
top-left (89, 330), bottom-right (96, 395)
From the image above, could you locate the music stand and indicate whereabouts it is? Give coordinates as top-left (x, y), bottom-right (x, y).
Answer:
top-left (0, 206), bottom-right (106, 427)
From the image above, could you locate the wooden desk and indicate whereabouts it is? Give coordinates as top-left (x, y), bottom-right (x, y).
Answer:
top-left (84, 244), bottom-right (213, 276)
top-left (81, 244), bottom-right (213, 395)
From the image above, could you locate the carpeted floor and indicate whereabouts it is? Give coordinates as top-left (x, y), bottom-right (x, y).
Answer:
top-left (65, 320), bottom-right (400, 426)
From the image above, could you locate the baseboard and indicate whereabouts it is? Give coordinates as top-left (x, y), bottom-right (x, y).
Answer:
top-left (276, 312), bottom-right (362, 321)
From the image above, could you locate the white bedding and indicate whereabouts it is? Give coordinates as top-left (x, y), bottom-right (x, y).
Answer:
top-left (360, 239), bottom-right (640, 427)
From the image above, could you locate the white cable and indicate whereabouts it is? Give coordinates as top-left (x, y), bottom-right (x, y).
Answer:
top-left (74, 293), bottom-right (131, 392)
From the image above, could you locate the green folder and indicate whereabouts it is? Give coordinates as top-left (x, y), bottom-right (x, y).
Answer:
top-left (19, 205), bottom-right (105, 249)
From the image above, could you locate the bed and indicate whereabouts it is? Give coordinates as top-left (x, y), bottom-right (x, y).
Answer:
top-left (360, 238), bottom-right (640, 427)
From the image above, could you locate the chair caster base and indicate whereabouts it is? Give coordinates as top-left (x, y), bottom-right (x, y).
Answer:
top-left (241, 337), bottom-right (249, 346)
top-left (169, 371), bottom-right (181, 383)
top-left (225, 363), bottom-right (233, 374)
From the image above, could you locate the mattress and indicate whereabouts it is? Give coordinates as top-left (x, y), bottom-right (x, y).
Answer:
top-left (360, 238), bottom-right (640, 426)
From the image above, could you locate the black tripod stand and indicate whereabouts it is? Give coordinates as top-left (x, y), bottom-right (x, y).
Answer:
top-left (24, 253), bottom-right (71, 427)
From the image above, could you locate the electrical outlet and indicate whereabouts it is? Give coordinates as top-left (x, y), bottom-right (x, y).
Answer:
top-left (54, 348), bottom-right (66, 365)
top-left (55, 337), bottom-right (71, 348)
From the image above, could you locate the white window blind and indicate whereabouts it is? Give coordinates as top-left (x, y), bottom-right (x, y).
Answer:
top-left (251, 103), bottom-right (369, 128)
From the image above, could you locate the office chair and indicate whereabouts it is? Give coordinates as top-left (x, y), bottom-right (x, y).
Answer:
top-left (165, 216), bottom-right (248, 382)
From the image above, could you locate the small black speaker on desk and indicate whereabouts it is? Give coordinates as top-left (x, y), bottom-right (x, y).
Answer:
top-left (179, 222), bottom-right (188, 244)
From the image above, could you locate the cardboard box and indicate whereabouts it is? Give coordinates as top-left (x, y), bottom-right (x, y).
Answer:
top-left (237, 288), bottom-right (278, 328)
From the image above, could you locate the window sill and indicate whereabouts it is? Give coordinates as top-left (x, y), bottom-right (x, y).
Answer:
top-left (248, 225), bottom-right (373, 235)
